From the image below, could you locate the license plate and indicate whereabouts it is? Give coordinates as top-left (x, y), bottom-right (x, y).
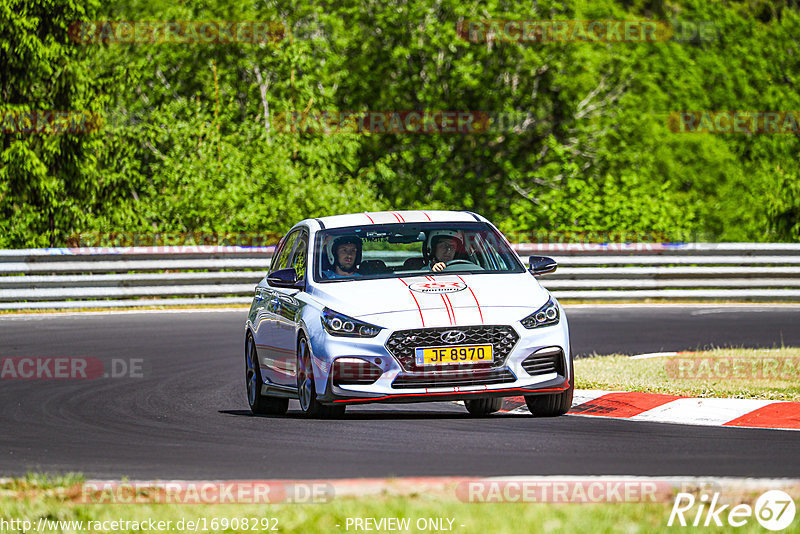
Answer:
top-left (414, 345), bottom-right (493, 365)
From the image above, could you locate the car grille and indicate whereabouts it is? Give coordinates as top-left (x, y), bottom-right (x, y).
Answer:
top-left (385, 325), bottom-right (519, 372)
top-left (392, 368), bottom-right (517, 389)
top-left (521, 348), bottom-right (564, 377)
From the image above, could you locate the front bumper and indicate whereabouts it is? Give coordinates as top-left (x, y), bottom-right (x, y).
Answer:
top-left (317, 375), bottom-right (571, 405)
top-left (310, 318), bottom-right (571, 406)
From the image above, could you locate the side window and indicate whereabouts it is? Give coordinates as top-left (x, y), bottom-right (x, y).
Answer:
top-left (270, 231), bottom-right (298, 274)
top-left (290, 231), bottom-right (309, 281)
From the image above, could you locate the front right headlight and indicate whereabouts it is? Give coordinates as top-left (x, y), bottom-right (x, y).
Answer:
top-left (321, 308), bottom-right (383, 338)
top-left (520, 298), bottom-right (560, 329)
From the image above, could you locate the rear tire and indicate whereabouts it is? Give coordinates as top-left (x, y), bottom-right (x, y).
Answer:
top-left (525, 357), bottom-right (574, 417)
top-left (464, 397), bottom-right (503, 416)
top-left (246, 334), bottom-right (289, 416)
top-left (296, 336), bottom-right (346, 419)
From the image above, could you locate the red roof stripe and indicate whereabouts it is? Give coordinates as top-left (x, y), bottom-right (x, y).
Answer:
top-left (444, 293), bottom-right (456, 324)
top-left (440, 293), bottom-right (454, 325)
top-left (398, 278), bottom-right (425, 327)
top-left (457, 275), bottom-right (483, 323)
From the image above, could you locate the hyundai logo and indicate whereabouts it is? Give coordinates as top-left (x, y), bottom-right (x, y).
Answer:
top-left (440, 330), bottom-right (467, 344)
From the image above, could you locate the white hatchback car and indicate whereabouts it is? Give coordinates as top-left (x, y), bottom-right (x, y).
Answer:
top-left (245, 210), bottom-right (572, 417)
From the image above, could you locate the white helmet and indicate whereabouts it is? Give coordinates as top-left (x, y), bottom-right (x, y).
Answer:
top-left (425, 230), bottom-right (463, 258)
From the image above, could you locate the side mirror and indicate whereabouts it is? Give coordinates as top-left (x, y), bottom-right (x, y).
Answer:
top-left (267, 268), bottom-right (304, 290)
top-left (528, 256), bottom-right (557, 276)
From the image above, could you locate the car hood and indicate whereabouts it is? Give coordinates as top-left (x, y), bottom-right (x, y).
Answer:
top-left (309, 272), bottom-right (550, 328)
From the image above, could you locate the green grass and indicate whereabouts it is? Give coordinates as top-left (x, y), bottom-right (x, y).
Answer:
top-left (575, 347), bottom-right (800, 401)
top-left (2, 475), bottom-right (799, 533)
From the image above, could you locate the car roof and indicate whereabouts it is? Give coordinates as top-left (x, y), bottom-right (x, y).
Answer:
top-left (311, 210), bottom-right (486, 230)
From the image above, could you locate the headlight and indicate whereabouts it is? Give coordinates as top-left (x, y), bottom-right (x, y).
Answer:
top-left (521, 298), bottom-right (560, 329)
top-left (321, 308), bottom-right (383, 337)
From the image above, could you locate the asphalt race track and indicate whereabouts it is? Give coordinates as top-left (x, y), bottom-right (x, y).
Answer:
top-left (1, 305), bottom-right (799, 480)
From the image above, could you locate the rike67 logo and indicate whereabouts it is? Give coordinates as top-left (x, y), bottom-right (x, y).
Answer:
top-left (669, 490), bottom-right (796, 530)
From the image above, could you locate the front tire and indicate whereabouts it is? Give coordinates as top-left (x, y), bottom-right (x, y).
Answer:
top-left (524, 358), bottom-right (574, 417)
top-left (246, 334), bottom-right (289, 416)
top-left (296, 336), bottom-right (345, 418)
top-left (464, 397), bottom-right (502, 416)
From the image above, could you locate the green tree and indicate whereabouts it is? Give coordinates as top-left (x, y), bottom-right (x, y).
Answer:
top-left (0, 0), bottom-right (104, 247)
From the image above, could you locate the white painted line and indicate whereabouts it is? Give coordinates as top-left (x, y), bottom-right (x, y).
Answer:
top-left (631, 397), bottom-right (775, 427)
top-left (690, 307), bottom-right (800, 315)
top-left (629, 352), bottom-right (679, 360)
top-left (480, 475), bottom-right (800, 491)
top-left (8, 475), bottom-right (800, 489)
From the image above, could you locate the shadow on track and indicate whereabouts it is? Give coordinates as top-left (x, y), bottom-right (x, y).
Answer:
top-left (219, 409), bottom-right (538, 420)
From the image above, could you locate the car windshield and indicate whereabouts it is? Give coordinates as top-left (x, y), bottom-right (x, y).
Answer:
top-left (313, 222), bottom-right (525, 282)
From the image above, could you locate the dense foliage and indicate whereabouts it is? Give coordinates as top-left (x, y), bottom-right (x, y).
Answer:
top-left (2, 0), bottom-right (799, 247)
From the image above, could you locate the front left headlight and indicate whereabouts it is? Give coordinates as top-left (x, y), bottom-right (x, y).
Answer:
top-left (521, 298), bottom-right (560, 329)
top-left (321, 308), bottom-right (383, 338)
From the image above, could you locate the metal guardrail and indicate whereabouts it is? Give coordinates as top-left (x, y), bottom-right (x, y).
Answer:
top-left (1, 243), bottom-right (799, 309)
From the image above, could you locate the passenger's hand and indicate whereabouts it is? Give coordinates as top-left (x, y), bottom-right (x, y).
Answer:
top-left (432, 262), bottom-right (446, 272)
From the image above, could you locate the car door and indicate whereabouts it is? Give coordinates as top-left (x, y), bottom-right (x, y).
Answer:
top-left (269, 229), bottom-right (308, 387)
top-left (253, 230), bottom-right (298, 387)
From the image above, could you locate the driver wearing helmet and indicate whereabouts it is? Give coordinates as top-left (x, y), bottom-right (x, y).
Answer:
top-left (322, 235), bottom-right (363, 279)
top-left (427, 230), bottom-right (463, 273)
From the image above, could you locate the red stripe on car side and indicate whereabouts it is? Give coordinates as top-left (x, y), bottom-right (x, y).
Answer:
top-left (365, 213), bottom-right (375, 224)
top-left (422, 211), bottom-right (432, 221)
top-left (457, 275), bottom-right (483, 323)
top-left (444, 293), bottom-right (457, 324)
top-left (399, 279), bottom-right (425, 327)
top-left (440, 293), bottom-right (454, 325)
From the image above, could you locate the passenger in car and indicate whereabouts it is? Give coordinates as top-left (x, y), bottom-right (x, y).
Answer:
top-left (322, 235), bottom-right (363, 279)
